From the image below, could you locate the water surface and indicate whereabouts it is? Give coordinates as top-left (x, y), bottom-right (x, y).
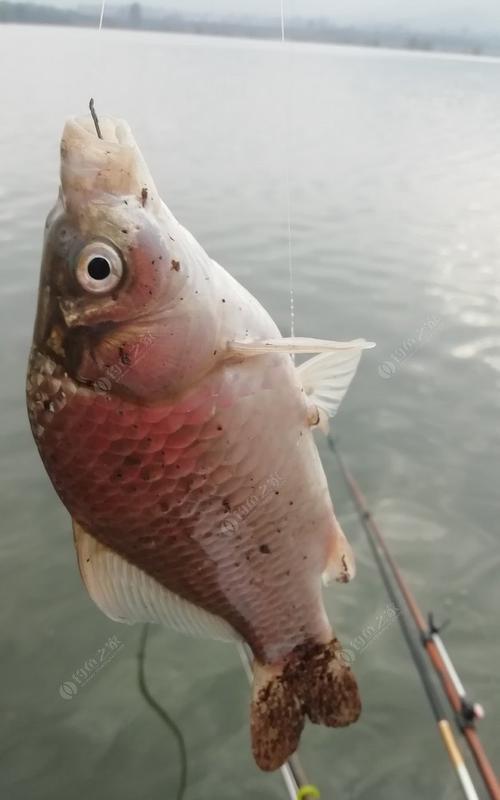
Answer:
top-left (1, 24), bottom-right (499, 800)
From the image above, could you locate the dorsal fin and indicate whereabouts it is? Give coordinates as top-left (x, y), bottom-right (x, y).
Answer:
top-left (228, 336), bottom-right (375, 357)
top-left (73, 521), bottom-right (239, 642)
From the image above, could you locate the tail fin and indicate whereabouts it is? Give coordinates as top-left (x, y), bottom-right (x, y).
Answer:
top-left (251, 638), bottom-right (361, 771)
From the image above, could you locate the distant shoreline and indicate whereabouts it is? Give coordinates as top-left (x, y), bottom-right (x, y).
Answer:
top-left (0, 1), bottom-right (497, 58)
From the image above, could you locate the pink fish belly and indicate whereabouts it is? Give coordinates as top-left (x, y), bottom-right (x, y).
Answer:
top-left (28, 351), bottom-right (336, 663)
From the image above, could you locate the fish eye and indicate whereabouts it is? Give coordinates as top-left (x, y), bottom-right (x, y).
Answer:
top-left (75, 241), bottom-right (123, 294)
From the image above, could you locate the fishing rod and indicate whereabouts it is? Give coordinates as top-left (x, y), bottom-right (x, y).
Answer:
top-left (237, 644), bottom-right (320, 800)
top-left (426, 611), bottom-right (486, 729)
top-left (327, 436), bottom-right (500, 800)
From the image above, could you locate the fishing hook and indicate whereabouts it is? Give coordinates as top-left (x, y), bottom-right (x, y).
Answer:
top-left (89, 98), bottom-right (103, 140)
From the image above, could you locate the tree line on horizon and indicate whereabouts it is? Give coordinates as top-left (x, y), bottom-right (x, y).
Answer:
top-left (0, 0), bottom-right (489, 56)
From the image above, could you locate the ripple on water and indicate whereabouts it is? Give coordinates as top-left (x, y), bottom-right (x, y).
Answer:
top-left (371, 500), bottom-right (448, 544)
top-left (450, 334), bottom-right (500, 372)
top-left (2, 25), bottom-right (500, 800)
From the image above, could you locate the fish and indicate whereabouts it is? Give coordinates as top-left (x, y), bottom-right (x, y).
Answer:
top-left (26, 113), bottom-right (374, 771)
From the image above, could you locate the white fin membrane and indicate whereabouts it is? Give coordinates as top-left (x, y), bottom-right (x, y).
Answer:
top-left (73, 522), bottom-right (239, 642)
top-left (228, 336), bottom-right (375, 357)
top-left (297, 348), bottom-right (364, 430)
top-left (322, 522), bottom-right (356, 585)
top-left (297, 350), bottom-right (363, 584)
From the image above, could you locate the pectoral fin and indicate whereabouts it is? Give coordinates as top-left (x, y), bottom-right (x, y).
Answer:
top-left (297, 348), bottom-right (366, 433)
top-left (227, 337), bottom-right (375, 357)
top-left (72, 521), bottom-right (238, 642)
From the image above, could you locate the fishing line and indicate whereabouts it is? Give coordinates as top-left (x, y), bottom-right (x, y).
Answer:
top-left (89, 0), bottom-right (106, 115)
top-left (280, 0), bottom-right (295, 341)
top-left (98, 0), bottom-right (106, 32)
top-left (137, 624), bottom-right (188, 800)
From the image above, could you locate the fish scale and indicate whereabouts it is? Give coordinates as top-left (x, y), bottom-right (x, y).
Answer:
top-left (28, 348), bottom-right (333, 662)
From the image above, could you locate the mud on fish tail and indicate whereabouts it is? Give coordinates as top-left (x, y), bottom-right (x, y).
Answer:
top-left (250, 638), bottom-right (361, 771)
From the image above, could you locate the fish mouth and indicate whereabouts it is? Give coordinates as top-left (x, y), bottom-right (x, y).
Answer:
top-left (60, 114), bottom-right (159, 206)
top-left (38, 304), bottom-right (118, 381)
top-left (63, 321), bottom-right (119, 383)
top-left (62, 114), bottom-right (138, 154)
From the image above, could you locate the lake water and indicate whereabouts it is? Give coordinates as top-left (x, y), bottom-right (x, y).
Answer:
top-left (1, 23), bottom-right (499, 800)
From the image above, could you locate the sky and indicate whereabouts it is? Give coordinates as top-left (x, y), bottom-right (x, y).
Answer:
top-left (58, 0), bottom-right (500, 34)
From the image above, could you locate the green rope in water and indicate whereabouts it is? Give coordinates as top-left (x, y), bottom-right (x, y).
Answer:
top-left (137, 624), bottom-right (188, 800)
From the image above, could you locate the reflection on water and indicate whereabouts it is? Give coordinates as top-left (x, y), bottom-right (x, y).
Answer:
top-left (0, 24), bottom-right (499, 800)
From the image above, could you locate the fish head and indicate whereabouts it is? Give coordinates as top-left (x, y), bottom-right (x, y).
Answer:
top-left (32, 115), bottom-right (219, 397)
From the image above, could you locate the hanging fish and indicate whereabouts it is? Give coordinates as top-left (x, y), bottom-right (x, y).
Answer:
top-left (26, 113), bottom-right (374, 771)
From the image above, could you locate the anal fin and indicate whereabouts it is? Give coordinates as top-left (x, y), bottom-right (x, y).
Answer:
top-left (72, 520), bottom-right (239, 642)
